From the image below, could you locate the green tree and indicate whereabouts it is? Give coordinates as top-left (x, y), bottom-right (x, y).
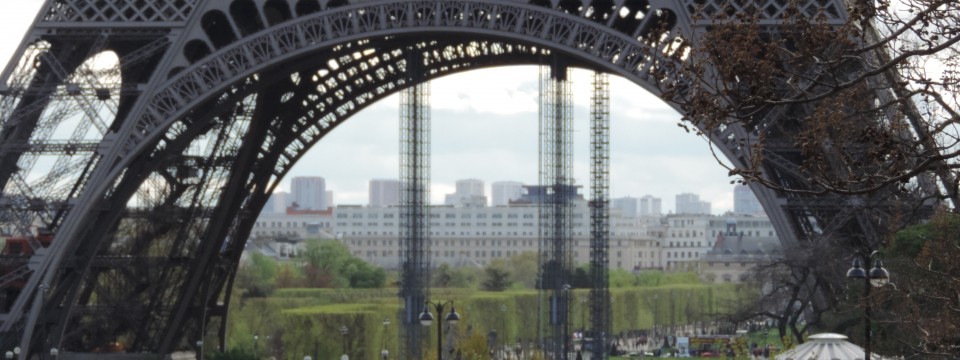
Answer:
top-left (301, 239), bottom-right (350, 287)
top-left (275, 262), bottom-right (302, 288)
top-left (342, 257), bottom-right (386, 288)
top-left (881, 210), bottom-right (960, 358)
top-left (609, 268), bottom-right (637, 288)
top-left (235, 252), bottom-right (277, 297)
top-left (433, 263), bottom-right (456, 287)
top-left (482, 260), bottom-right (511, 291)
top-left (506, 252), bottom-right (539, 288)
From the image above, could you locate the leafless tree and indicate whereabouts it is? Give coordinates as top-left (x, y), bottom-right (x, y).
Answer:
top-left (658, 0), bottom-right (960, 203)
top-left (728, 239), bottom-right (846, 344)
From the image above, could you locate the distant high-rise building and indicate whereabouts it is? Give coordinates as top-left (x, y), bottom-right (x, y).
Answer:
top-left (457, 179), bottom-right (484, 197)
top-left (325, 190), bottom-right (334, 209)
top-left (611, 197), bottom-right (639, 218)
top-left (445, 179), bottom-right (487, 206)
top-left (369, 179), bottom-right (400, 207)
top-left (639, 195), bottom-right (662, 216)
top-left (676, 193), bottom-right (711, 215)
top-left (291, 177), bottom-right (326, 210)
top-left (263, 191), bottom-right (291, 213)
top-left (491, 181), bottom-right (524, 206)
top-left (734, 184), bottom-right (764, 215)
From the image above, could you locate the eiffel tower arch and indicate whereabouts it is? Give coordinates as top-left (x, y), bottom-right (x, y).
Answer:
top-left (0, 0), bottom-right (934, 357)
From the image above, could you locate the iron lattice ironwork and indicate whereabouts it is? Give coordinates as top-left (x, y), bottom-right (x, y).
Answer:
top-left (589, 71), bottom-right (611, 360)
top-left (398, 50), bottom-right (431, 360)
top-left (0, 0), bottom-right (932, 357)
top-left (538, 60), bottom-right (574, 360)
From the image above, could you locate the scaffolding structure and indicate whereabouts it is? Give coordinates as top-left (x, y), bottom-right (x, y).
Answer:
top-left (538, 59), bottom-right (574, 360)
top-left (398, 52), bottom-right (431, 360)
top-left (589, 71), bottom-right (611, 360)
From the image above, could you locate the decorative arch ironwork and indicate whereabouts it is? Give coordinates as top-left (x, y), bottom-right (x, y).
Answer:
top-left (0, 0), bottom-right (920, 358)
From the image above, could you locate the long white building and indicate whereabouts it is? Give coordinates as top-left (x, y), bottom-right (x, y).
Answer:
top-left (250, 201), bottom-right (780, 279)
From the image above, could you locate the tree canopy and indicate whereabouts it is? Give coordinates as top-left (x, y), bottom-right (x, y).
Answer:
top-left (234, 239), bottom-right (385, 295)
top-left (660, 0), bottom-right (960, 201)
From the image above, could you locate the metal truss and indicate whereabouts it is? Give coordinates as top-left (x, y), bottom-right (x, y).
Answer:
top-left (538, 59), bottom-right (574, 360)
top-left (398, 52), bottom-right (431, 360)
top-left (0, 0), bottom-right (938, 357)
top-left (589, 71), bottom-right (611, 360)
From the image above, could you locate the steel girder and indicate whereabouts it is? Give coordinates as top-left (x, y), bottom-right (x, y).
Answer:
top-left (589, 71), bottom-right (611, 360)
top-left (538, 60), bottom-right (575, 359)
top-left (0, 0), bottom-right (929, 357)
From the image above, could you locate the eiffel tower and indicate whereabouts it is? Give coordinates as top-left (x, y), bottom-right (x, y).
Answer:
top-left (0, 0), bottom-right (937, 358)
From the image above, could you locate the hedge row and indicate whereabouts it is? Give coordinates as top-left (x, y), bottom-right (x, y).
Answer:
top-left (223, 284), bottom-right (745, 358)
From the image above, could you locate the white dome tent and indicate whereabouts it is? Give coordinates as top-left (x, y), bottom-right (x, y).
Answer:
top-left (776, 333), bottom-right (894, 360)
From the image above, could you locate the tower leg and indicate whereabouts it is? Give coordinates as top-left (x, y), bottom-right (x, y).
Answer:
top-left (398, 49), bottom-right (431, 360)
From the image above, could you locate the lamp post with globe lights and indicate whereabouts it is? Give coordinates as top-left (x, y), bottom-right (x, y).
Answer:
top-left (340, 325), bottom-right (349, 359)
top-left (846, 252), bottom-right (890, 360)
top-left (419, 300), bottom-right (461, 360)
top-left (381, 317), bottom-right (390, 359)
top-left (1, 348), bottom-right (20, 360)
top-left (500, 304), bottom-right (508, 359)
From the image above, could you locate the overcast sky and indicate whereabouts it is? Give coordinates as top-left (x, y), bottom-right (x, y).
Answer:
top-left (0, 0), bottom-right (740, 214)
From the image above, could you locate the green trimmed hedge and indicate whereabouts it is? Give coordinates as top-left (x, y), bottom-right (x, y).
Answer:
top-left (226, 285), bottom-right (743, 358)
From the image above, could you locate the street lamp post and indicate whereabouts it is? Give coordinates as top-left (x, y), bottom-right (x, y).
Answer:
top-left (419, 300), bottom-right (461, 360)
top-left (340, 325), bottom-right (349, 359)
top-left (652, 293), bottom-right (659, 348)
top-left (500, 304), bottom-right (507, 359)
top-left (846, 254), bottom-right (889, 360)
top-left (381, 317), bottom-right (390, 359)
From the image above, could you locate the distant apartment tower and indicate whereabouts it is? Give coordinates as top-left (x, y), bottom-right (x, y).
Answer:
top-left (611, 197), bottom-right (639, 218)
top-left (325, 190), bottom-right (334, 209)
top-left (733, 184), bottom-right (764, 215)
top-left (491, 181), bottom-right (524, 206)
top-left (291, 176), bottom-right (326, 210)
top-left (263, 191), bottom-right (291, 213)
top-left (369, 179), bottom-right (400, 207)
top-left (676, 193), bottom-right (711, 215)
top-left (457, 179), bottom-right (484, 196)
top-left (445, 179), bottom-right (487, 206)
top-left (639, 195), bottom-right (662, 216)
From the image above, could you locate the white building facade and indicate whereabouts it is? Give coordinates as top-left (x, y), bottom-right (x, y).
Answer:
top-left (369, 179), bottom-right (400, 207)
top-left (491, 181), bottom-right (524, 206)
top-left (639, 195), bottom-right (662, 216)
top-left (250, 201), bottom-right (779, 278)
top-left (263, 191), bottom-right (291, 214)
top-left (291, 176), bottom-right (326, 210)
top-left (611, 197), bottom-right (639, 218)
top-left (733, 184), bottom-right (764, 216)
top-left (445, 179), bottom-right (487, 206)
top-left (675, 193), bottom-right (711, 215)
